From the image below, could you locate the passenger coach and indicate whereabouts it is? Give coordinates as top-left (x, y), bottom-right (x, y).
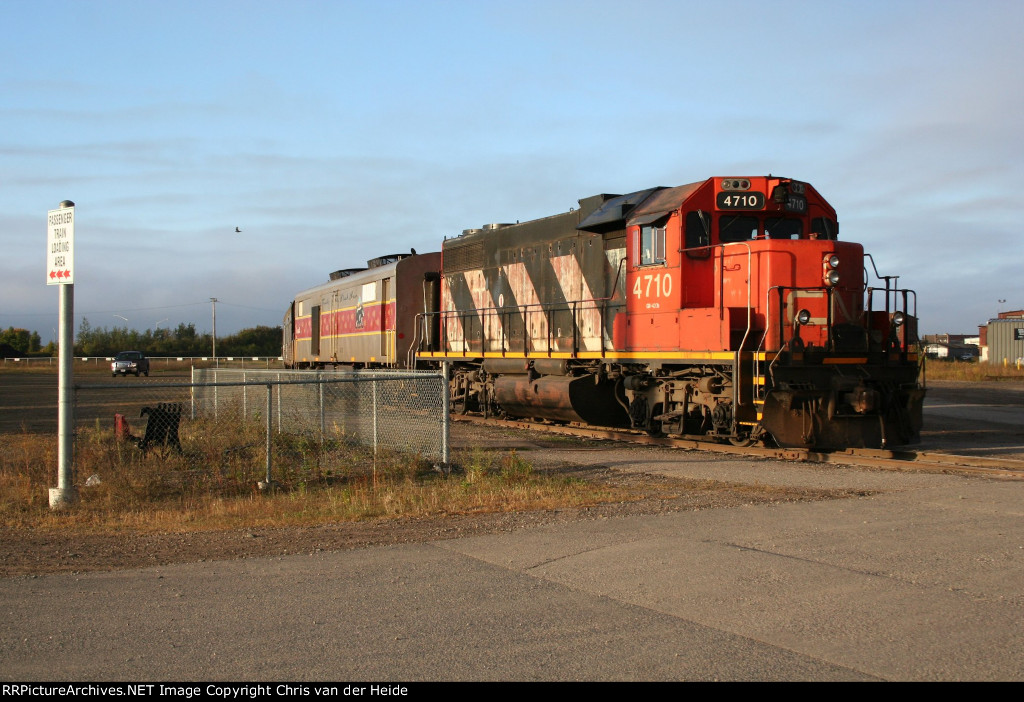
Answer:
top-left (283, 252), bottom-right (441, 369)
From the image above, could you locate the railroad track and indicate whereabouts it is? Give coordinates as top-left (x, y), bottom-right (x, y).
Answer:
top-left (454, 415), bottom-right (1024, 480)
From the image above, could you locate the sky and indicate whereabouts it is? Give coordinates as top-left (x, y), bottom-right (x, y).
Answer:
top-left (3, 0), bottom-right (1022, 344)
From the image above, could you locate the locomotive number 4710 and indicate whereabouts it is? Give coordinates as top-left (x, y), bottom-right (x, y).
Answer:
top-left (633, 272), bottom-right (673, 303)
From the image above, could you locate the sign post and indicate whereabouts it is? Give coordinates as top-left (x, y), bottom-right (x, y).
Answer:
top-left (47, 200), bottom-right (76, 509)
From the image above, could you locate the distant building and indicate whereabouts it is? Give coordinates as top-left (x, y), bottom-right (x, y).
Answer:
top-left (981, 310), bottom-right (1024, 365)
top-left (923, 333), bottom-right (979, 361)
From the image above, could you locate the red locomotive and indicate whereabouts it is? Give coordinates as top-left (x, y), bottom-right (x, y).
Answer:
top-left (285, 175), bottom-right (925, 449)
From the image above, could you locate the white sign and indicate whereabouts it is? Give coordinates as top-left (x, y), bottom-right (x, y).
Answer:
top-left (47, 206), bottom-right (75, 285)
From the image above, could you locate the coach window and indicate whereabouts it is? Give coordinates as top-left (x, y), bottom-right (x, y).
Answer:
top-left (765, 217), bottom-right (802, 239)
top-left (719, 215), bottom-right (758, 243)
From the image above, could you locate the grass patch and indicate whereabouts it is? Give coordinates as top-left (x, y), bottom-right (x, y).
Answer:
top-left (924, 360), bottom-right (1024, 382)
top-left (0, 425), bottom-right (637, 534)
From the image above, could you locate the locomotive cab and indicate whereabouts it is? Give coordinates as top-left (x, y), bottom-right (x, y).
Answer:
top-left (612, 176), bottom-right (922, 447)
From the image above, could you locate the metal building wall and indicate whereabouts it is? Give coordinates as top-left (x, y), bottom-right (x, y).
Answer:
top-left (986, 318), bottom-right (1024, 364)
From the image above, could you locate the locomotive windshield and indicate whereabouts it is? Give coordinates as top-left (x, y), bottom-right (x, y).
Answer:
top-left (719, 215), bottom-right (805, 242)
top-left (765, 217), bottom-right (802, 239)
top-left (719, 215), bottom-right (758, 242)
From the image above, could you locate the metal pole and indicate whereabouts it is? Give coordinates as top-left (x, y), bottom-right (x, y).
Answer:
top-left (49, 280), bottom-right (76, 508)
top-left (49, 200), bottom-right (76, 509)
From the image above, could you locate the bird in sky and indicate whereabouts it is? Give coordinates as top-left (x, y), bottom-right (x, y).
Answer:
top-left (235, 227), bottom-right (242, 233)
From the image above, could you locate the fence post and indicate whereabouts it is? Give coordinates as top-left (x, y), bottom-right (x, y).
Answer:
top-left (259, 383), bottom-right (273, 489)
top-left (276, 372), bottom-right (282, 432)
top-left (318, 375), bottom-right (325, 440)
top-left (441, 363), bottom-right (451, 474)
top-left (372, 375), bottom-right (378, 459)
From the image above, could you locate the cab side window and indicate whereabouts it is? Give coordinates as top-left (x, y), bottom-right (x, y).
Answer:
top-left (639, 224), bottom-right (666, 266)
top-left (811, 217), bottom-right (838, 240)
top-left (685, 211), bottom-right (711, 257)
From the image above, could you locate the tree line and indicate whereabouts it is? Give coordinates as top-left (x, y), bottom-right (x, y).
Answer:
top-left (0, 321), bottom-right (283, 358)
top-left (0, 327), bottom-right (43, 357)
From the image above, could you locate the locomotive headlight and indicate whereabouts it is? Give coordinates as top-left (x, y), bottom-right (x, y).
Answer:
top-left (796, 309), bottom-right (812, 325)
top-left (891, 311), bottom-right (906, 327)
top-left (824, 269), bottom-right (841, 286)
top-left (826, 254), bottom-right (840, 269)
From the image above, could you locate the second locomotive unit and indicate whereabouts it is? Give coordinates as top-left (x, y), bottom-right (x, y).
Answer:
top-left (286, 175), bottom-right (925, 450)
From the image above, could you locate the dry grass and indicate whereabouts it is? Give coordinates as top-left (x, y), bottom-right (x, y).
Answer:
top-left (0, 423), bottom-right (640, 534)
top-left (924, 359), bottom-right (1024, 382)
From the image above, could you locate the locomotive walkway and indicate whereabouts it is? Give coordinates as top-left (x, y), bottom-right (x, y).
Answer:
top-left (2, 447), bottom-right (1020, 681)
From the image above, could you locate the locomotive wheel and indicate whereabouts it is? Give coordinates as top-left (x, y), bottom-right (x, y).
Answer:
top-left (728, 426), bottom-right (765, 447)
top-left (645, 418), bottom-right (664, 438)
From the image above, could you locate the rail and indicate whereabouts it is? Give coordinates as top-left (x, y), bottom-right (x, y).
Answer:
top-left (456, 414), bottom-right (1024, 480)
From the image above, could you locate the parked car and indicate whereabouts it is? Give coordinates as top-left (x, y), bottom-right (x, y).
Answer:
top-left (111, 351), bottom-right (150, 377)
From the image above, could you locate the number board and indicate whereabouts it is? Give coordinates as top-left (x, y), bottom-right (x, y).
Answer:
top-left (716, 192), bottom-right (765, 210)
top-left (784, 195), bottom-right (808, 213)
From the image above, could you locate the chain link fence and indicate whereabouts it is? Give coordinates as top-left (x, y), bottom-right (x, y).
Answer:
top-left (72, 370), bottom-right (450, 490)
top-left (190, 369), bottom-right (448, 460)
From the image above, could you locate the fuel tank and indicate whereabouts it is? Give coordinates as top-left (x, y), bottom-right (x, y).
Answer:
top-left (493, 374), bottom-right (629, 427)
